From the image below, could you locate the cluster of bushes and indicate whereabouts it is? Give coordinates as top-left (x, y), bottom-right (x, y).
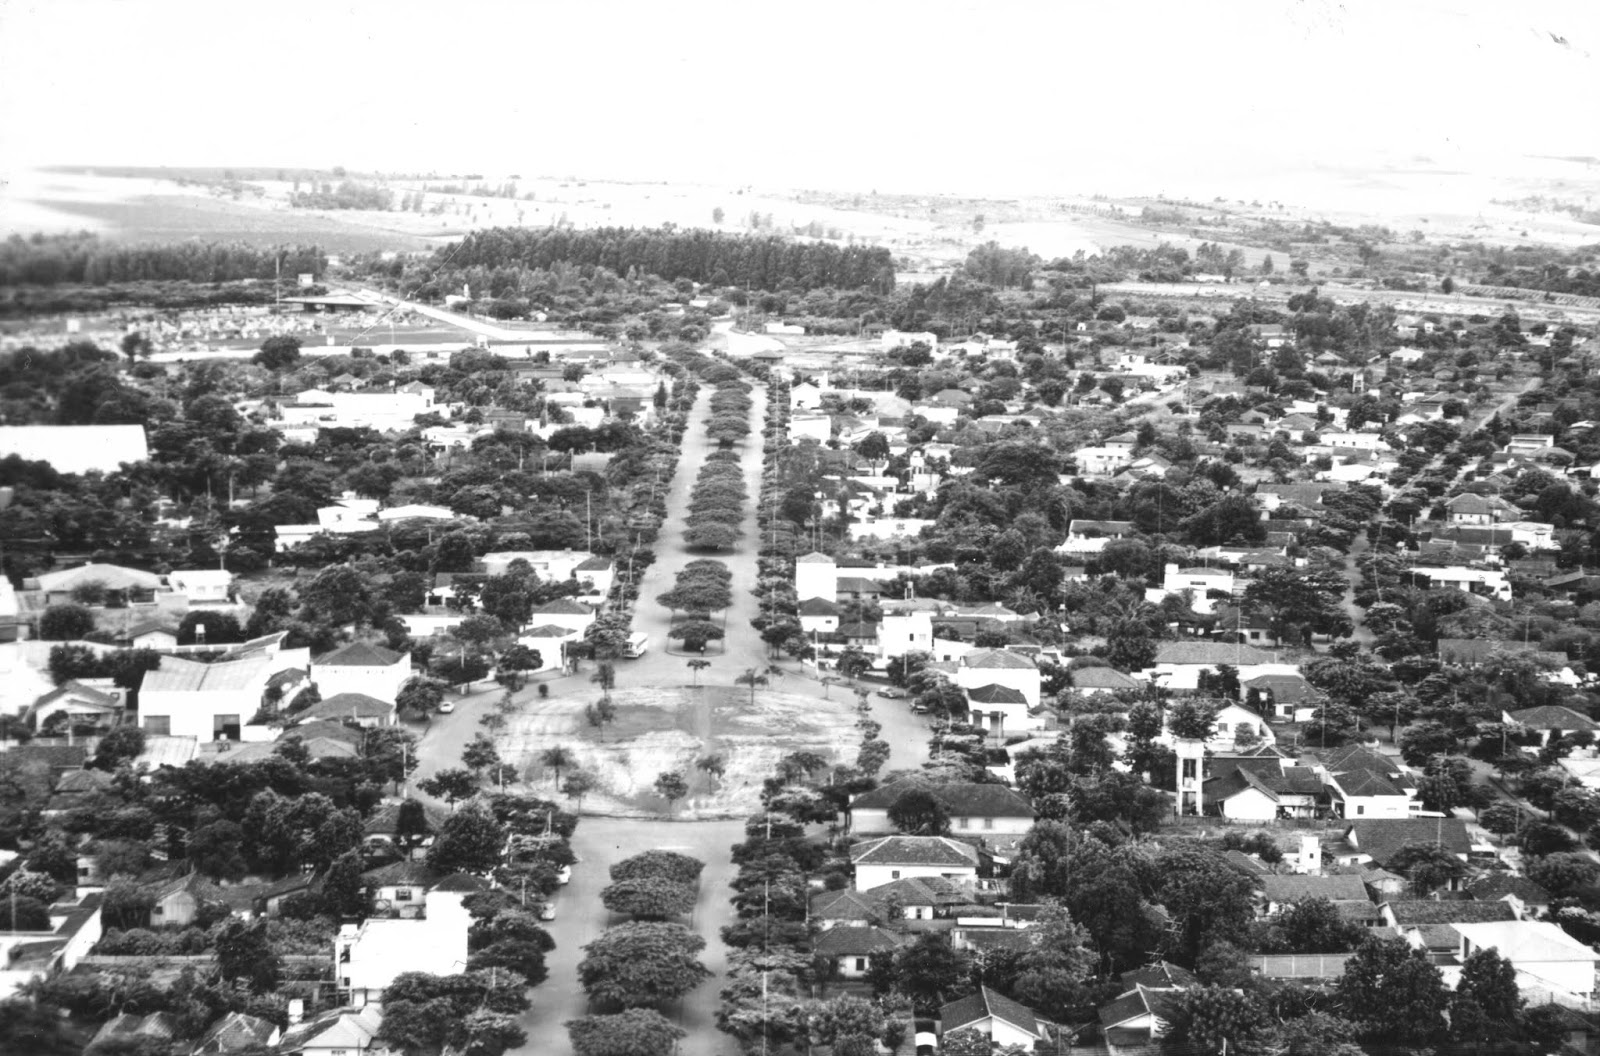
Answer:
top-left (566, 851), bottom-right (708, 1056)
top-left (684, 451), bottom-right (748, 551)
top-left (659, 559), bottom-right (732, 653)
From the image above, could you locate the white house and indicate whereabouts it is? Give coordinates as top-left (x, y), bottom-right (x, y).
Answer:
top-left (877, 609), bottom-right (933, 658)
top-left (311, 643), bottom-right (412, 706)
top-left (1073, 445), bottom-right (1133, 476)
top-left (1321, 431), bottom-right (1388, 451)
top-left (335, 878), bottom-right (478, 1006)
top-left (799, 598), bottom-right (842, 635)
top-left (167, 569), bottom-right (234, 605)
top-left (789, 414), bottom-right (832, 443)
top-left (795, 552), bottom-right (838, 602)
top-left (376, 504), bottom-right (460, 523)
top-left (940, 987), bottom-right (1051, 1051)
top-left (849, 517), bottom-right (937, 541)
top-left (525, 598), bottom-right (595, 636)
top-left (1160, 563), bottom-right (1235, 614)
top-left (849, 780), bottom-right (1035, 835)
top-left (1414, 565), bottom-right (1512, 602)
top-left (790, 382), bottom-right (822, 410)
top-left (516, 624), bottom-right (580, 671)
top-left (956, 649), bottom-right (1041, 708)
top-left (851, 836), bottom-right (979, 892)
top-left (882, 330), bottom-right (938, 352)
top-left (278, 1005), bottom-right (391, 1056)
top-left (1453, 921), bottom-right (1600, 1004)
top-left (1142, 642), bottom-right (1277, 691)
top-left (138, 655), bottom-right (272, 741)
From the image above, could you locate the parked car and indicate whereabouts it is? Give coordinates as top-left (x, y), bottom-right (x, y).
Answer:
top-left (556, 865), bottom-right (572, 885)
top-left (909, 701), bottom-right (929, 714)
top-left (437, 700), bottom-right (456, 714)
top-left (538, 902), bottom-right (556, 921)
top-left (876, 687), bottom-right (907, 699)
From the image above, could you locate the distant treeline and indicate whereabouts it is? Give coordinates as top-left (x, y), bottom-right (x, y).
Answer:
top-left (0, 281), bottom-right (284, 320)
top-left (432, 227), bottom-right (897, 291)
top-left (0, 233), bottom-right (325, 287)
top-left (289, 181), bottom-right (395, 211)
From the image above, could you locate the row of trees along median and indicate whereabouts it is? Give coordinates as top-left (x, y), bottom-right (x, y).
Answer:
top-left (683, 449), bottom-right (750, 551)
top-left (660, 558), bottom-right (733, 653)
top-left (567, 849), bottom-right (709, 1056)
top-left (716, 732), bottom-right (907, 1055)
top-left (750, 371), bottom-right (816, 661)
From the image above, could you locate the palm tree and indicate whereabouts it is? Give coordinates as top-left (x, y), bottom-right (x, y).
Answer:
top-left (734, 667), bottom-right (770, 705)
top-left (687, 659), bottom-right (711, 687)
top-left (540, 745), bottom-right (574, 787)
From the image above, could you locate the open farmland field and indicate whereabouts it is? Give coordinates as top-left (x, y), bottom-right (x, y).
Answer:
top-left (22, 195), bottom-right (432, 254)
top-left (499, 685), bottom-right (860, 820)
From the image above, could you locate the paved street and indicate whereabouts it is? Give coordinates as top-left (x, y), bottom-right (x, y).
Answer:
top-left (409, 373), bottom-right (934, 1055)
top-left (509, 816), bottom-right (746, 1056)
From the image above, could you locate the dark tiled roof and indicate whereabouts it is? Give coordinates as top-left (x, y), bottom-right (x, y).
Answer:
top-left (193, 1012), bottom-right (278, 1054)
top-left (811, 890), bottom-right (879, 921)
top-left (1261, 874), bottom-right (1370, 903)
top-left (966, 684), bottom-right (1028, 705)
top-left (431, 872), bottom-right (491, 893)
top-left (961, 649), bottom-right (1037, 670)
top-left (361, 861), bottom-right (441, 887)
top-left (942, 985), bottom-right (1042, 1036)
top-left (851, 778), bottom-right (1035, 818)
top-left (813, 925), bottom-right (904, 956)
top-left (315, 642), bottom-right (404, 667)
top-left (1467, 873), bottom-right (1551, 904)
top-left (299, 692), bottom-right (394, 721)
top-left (363, 800), bottom-right (450, 837)
top-left (1386, 900), bottom-right (1516, 925)
top-left (1507, 705), bottom-right (1597, 731)
top-left (1348, 819), bottom-right (1471, 865)
top-left (1070, 666), bottom-right (1141, 690)
top-left (1119, 961), bottom-right (1198, 990)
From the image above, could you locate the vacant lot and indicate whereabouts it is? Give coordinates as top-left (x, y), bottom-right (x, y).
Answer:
top-left (500, 685), bottom-right (860, 819)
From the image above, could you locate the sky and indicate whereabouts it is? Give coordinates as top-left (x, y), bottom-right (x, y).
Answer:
top-left (2, 0), bottom-right (1598, 198)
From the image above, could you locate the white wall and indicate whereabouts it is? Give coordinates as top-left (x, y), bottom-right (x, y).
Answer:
top-left (855, 863), bottom-right (975, 892)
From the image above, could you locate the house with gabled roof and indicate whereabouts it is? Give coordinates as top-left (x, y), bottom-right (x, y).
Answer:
top-left (1467, 873), bottom-right (1551, 920)
top-left (955, 648), bottom-right (1041, 709)
top-left (1065, 665), bottom-right (1141, 696)
top-left (850, 836), bottom-right (979, 892)
top-left (298, 691), bottom-right (396, 728)
top-left (1143, 641), bottom-right (1277, 690)
top-left (1100, 984), bottom-right (1186, 1049)
top-left (812, 924), bottom-right (903, 978)
top-left (192, 1011), bottom-right (282, 1054)
top-left (940, 986), bottom-right (1051, 1050)
top-left (25, 680), bottom-right (124, 734)
top-left (1335, 817), bottom-right (1471, 868)
top-left (1446, 492), bottom-right (1520, 526)
top-left (91, 1012), bottom-right (179, 1050)
top-left (1504, 705), bottom-right (1598, 745)
top-left (278, 1004), bottom-right (389, 1056)
top-left (1257, 873), bottom-right (1371, 915)
top-left (1205, 759), bottom-right (1319, 821)
top-left (847, 778), bottom-right (1035, 835)
top-left (1453, 920), bottom-right (1600, 1003)
top-left (311, 642), bottom-right (411, 705)
top-left (1314, 746), bottom-right (1419, 819)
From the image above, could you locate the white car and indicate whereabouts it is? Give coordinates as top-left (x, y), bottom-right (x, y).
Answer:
top-left (436, 700), bottom-right (456, 714)
top-left (538, 902), bottom-right (556, 921)
top-left (556, 865), bottom-right (572, 885)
